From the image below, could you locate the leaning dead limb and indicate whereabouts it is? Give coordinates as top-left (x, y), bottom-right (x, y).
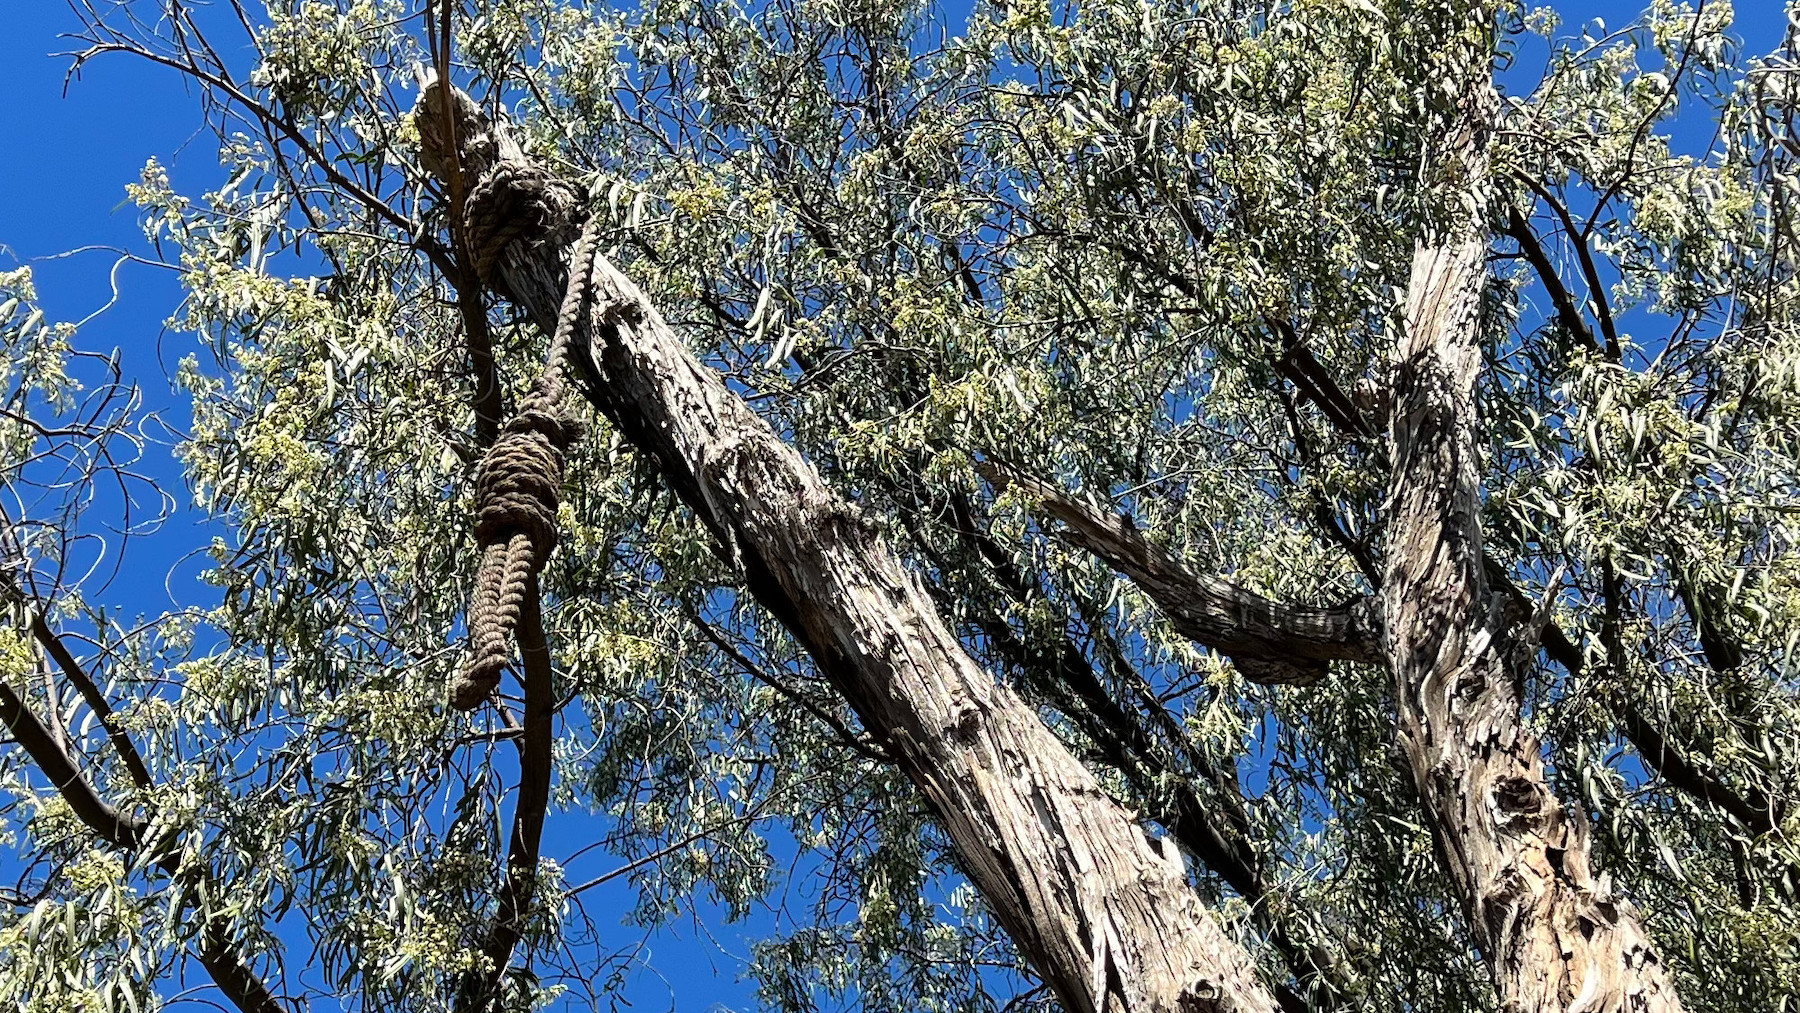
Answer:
top-left (416, 76), bottom-right (1282, 1013)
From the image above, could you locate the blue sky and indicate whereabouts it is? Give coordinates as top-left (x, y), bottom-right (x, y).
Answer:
top-left (0, 0), bottom-right (1791, 1010)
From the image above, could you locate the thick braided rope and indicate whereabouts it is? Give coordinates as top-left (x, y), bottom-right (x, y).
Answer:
top-left (462, 161), bottom-right (578, 283)
top-left (451, 210), bottom-right (602, 710)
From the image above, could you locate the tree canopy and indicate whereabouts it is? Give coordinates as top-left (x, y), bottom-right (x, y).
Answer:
top-left (2, 0), bottom-right (1798, 1011)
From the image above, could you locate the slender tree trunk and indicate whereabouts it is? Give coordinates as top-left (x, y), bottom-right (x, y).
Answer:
top-left (417, 81), bottom-right (1281, 1013)
top-left (1381, 15), bottom-right (1683, 1011)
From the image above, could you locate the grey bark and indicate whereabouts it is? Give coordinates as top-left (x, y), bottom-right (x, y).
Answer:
top-left (978, 462), bottom-right (1382, 686)
top-left (1379, 27), bottom-right (1682, 1012)
top-left (987, 19), bottom-right (1693, 1012)
top-left (417, 81), bottom-right (1282, 1013)
top-left (1006, 465), bottom-right (1776, 873)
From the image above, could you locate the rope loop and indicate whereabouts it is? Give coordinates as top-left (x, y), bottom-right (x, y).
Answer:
top-left (452, 195), bottom-right (603, 711)
top-left (462, 160), bottom-right (581, 284)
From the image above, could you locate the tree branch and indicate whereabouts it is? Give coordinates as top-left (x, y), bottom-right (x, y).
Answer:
top-left (1583, 562), bottom-right (1779, 838)
top-left (0, 680), bottom-right (144, 847)
top-left (26, 611), bottom-right (154, 791)
top-left (416, 78), bottom-right (1284, 1013)
top-left (685, 607), bottom-right (893, 765)
top-left (1500, 204), bottom-right (1603, 356)
top-left (69, 41), bottom-right (458, 281)
top-left (1513, 173), bottom-right (1621, 361)
top-left (457, 578), bottom-right (555, 1011)
top-left (1267, 319), bottom-right (1374, 440)
top-left (889, 484), bottom-right (1345, 1012)
top-left (977, 462), bottom-right (1382, 685)
top-left (1106, 239), bottom-right (1373, 444)
top-left (0, 681), bottom-right (285, 1013)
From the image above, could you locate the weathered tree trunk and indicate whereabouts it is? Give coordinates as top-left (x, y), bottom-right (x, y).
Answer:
top-left (1380, 19), bottom-right (1683, 1012)
top-left (417, 82), bottom-right (1281, 1013)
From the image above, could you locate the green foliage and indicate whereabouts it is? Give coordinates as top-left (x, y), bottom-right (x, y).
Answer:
top-left (2, 1), bottom-right (1798, 1011)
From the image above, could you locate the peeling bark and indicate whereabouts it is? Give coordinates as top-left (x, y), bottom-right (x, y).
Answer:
top-left (980, 462), bottom-right (1382, 685)
top-left (897, 488), bottom-right (1348, 1011)
top-left (1380, 30), bottom-right (1683, 1012)
top-left (418, 82), bottom-right (1281, 1013)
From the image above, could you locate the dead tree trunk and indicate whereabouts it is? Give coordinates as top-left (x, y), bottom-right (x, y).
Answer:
top-left (1380, 20), bottom-right (1682, 1012)
top-left (416, 81), bottom-right (1281, 1013)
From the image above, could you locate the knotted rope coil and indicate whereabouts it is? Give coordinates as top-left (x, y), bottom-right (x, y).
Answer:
top-left (451, 184), bottom-right (603, 711)
top-left (462, 161), bottom-right (581, 284)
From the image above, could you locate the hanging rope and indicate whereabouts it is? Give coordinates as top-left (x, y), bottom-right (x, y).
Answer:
top-left (451, 199), bottom-right (602, 711)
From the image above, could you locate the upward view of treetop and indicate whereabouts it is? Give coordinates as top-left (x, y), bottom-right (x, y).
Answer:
top-left (3, 0), bottom-right (1797, 1010)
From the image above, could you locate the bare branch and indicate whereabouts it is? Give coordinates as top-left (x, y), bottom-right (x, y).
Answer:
top-left (1500, 204), bottom-right (1604, 356)
top-left (977, 462), bottom-right (1381, 685)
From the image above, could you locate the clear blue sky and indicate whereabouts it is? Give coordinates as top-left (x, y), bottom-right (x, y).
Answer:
top-left (0, 1), bottom-right (1788, 1010)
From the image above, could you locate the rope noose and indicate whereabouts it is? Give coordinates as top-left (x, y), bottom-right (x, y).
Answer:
top-left (451, 189), bottom-right (603, 711)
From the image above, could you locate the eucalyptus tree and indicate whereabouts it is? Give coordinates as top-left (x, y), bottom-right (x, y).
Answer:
top-left (3, 0), bottom-right (1798, 1012)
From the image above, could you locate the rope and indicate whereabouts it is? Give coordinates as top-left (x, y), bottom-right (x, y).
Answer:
top-left (462, 161), bottom-right (580, 284)
top-left (451, 189), bottom-right (602, 711)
